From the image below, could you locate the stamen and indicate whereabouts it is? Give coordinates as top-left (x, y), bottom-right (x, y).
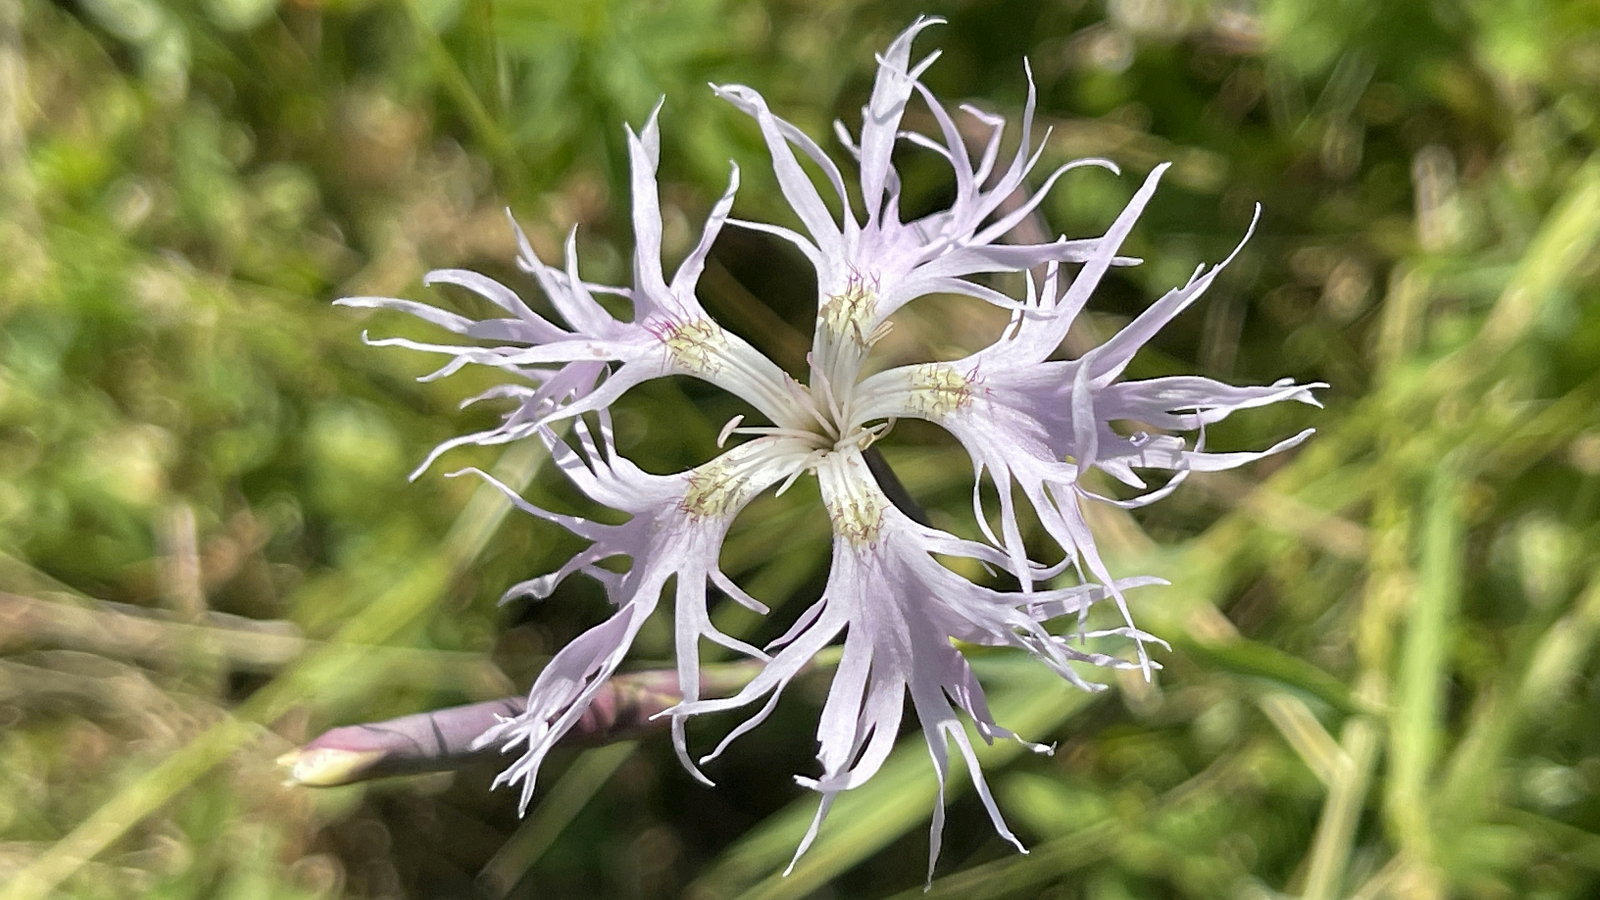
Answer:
top-left (786, 366), bottom-right (838, 440)
top-left (863, 321), bottom-right (894, 347)
top-left (774, 448), bottom-right (829, 496)
top-left (717, 415), bottom-right (745, 448)
top-left (810, 364), bottom-right (847, 439)
top-left (836, 418), bottom-right (895, 453)
top-left (732, 424), bottom-right (833, 447)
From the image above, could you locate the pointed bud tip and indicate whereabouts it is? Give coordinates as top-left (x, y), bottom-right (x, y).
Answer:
top-left (277, 746), bottom-right (386, 787)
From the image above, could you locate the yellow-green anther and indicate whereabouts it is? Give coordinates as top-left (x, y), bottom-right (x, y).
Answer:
top-left (823, 475), bottom-right (886, 547)
top-left (819, 275), bottom-right (880, 344)
top-left (680, 459), bottom-right (754, 520)
top-left (906, 363), bottom-right (972, 417)
top-left (660, 318), bottom-right (728, 375)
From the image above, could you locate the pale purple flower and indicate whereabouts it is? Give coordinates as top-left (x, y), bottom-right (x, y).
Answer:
top-left (340, 16), bottom-right (1324, 879)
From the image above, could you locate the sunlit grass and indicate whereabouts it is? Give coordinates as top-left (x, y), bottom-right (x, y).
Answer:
top-left (4, 0), bottom-right (1600, 897)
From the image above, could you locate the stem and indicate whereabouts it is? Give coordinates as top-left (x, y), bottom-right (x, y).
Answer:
top-left (864, 445), bottom-right (931, 527)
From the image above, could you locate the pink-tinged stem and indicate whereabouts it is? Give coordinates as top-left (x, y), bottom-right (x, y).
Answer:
top-left (278, 663), bottom-right (761, 786)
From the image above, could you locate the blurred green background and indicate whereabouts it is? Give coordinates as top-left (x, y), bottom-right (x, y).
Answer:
top-left (3, 0), bottom-right (1600, 897)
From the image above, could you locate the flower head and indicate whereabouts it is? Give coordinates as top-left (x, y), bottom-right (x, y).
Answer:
top-left (341, 16), bottom-right (1324, 880)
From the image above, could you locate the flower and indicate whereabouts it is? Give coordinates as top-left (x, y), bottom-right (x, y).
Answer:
top-left (339, 16), bottom-right (1324, 880)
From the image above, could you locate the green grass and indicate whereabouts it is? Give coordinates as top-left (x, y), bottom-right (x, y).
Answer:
top-left (4, 0), bottom-right (1600, 897)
